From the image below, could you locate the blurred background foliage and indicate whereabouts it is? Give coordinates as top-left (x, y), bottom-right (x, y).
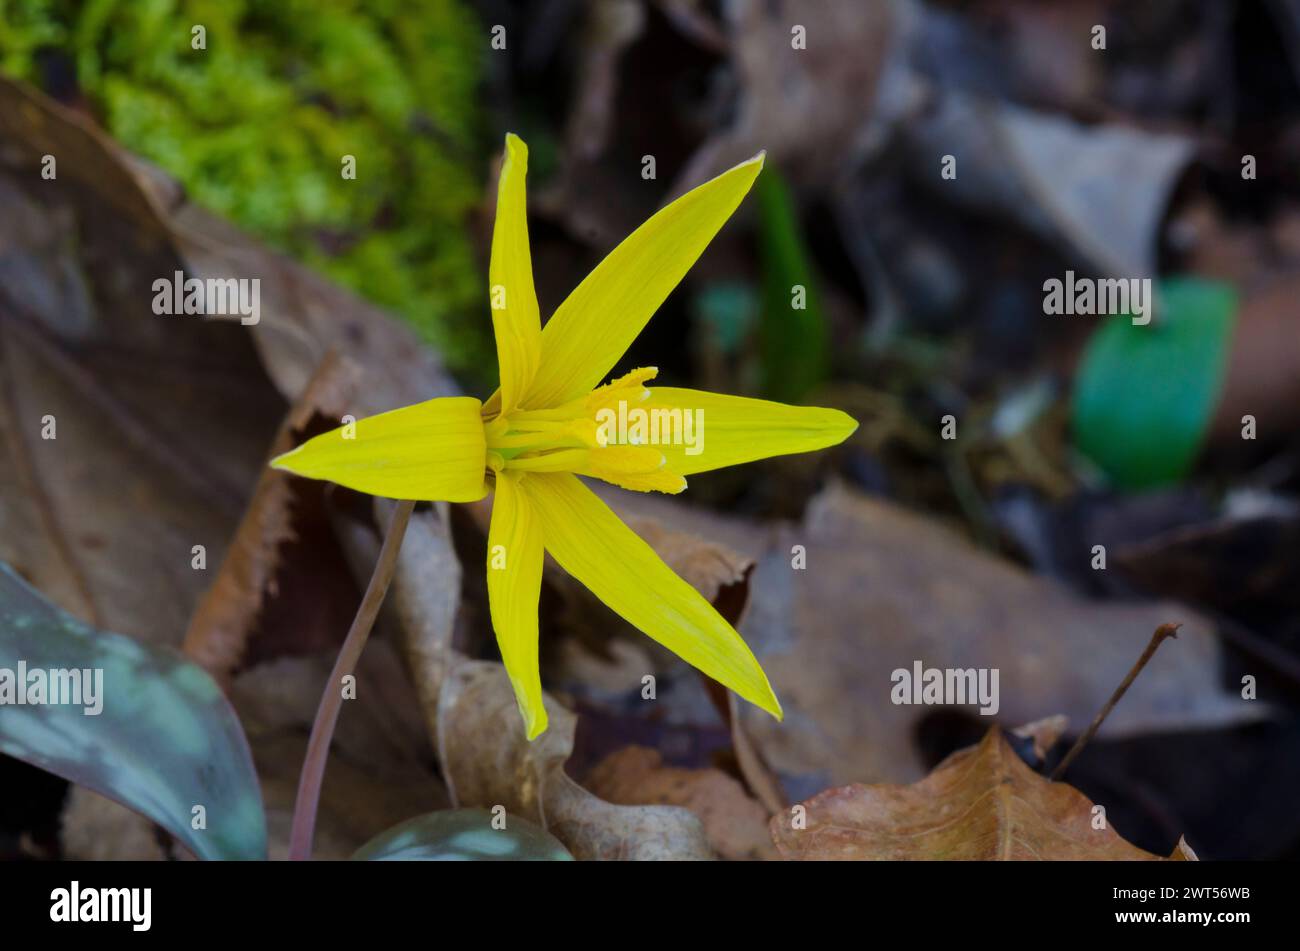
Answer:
top-left (0, 0), bottom-right (494, 376)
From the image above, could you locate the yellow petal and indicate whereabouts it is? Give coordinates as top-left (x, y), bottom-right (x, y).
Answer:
top-left (271, 397), bottom-right (488, 502)
top-left (522, 473), bottom-right (780, 718)
top-left (487, 472), bottom-right (548, 739)
top-left (489, 133), bottom-right (542, 414)
top-left (577, 445), bottom-right (686, 494)
top-left (521, 154), bottom-right (766, 410)
top-left (645, 387), bottom-right (857, 475)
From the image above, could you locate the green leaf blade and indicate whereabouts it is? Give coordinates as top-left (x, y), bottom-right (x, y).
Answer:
top-left (0, 564), bottom-right (266, 860)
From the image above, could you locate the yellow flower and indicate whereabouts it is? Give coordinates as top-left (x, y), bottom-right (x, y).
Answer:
top-left (272, 134), bottom-right (857, 739)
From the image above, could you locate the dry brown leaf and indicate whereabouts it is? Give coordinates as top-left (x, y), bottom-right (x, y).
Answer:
top-left (0, 75), bottom-right (459, 417)
top-left (601, 483), bottom-right (1258, 797)
top-left (585, 746), bottom-right (775, 860)
top-left (1210, 275), bottom-right (1300, 442)
top-left (434, 662), bottom-right (714, 860)
top-left (905, 97), bottom-right (1192, 280)
top-left (564, 0), bottom-right (646, 163)
top-left (0, 74), bottom-right (461, 858)
top-left (0, 76), bottom-right (288, 857)
top-left (183, 351), bottom-right (360, 684)
top-left (60, 792), bottom-right (168, 862)
top-left (746, 484), bottom-right (1259, 793)
top-left (0, 81), bottom-right (278, 646)
top-left (672, 0), bottom-right (895, 192)
top-left (772, 729), bottom-right (1179, 860)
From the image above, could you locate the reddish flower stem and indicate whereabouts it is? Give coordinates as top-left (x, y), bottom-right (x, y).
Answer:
top-left (288, 499), bottom-right (416, 860)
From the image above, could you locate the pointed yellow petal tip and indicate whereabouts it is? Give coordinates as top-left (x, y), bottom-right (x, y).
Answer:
top-left (504, 131), bottom-right (527, 157)
top-left (754, 675), bottom-right (783, 721)
top-left (523, 707), bottom-right (548, 741)
top-left (811, 406), bottom-right (860, 446)
top-left (725, 150), bottom-right (765, 182)
top-left (269, 447), bottom-right (301, 472)
top-left (836, 409), bottom-right (860, 440)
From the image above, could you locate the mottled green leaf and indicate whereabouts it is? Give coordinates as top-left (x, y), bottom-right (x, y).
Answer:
top-left (0, 563), bottom-right (265, 860)
top-left (352, 808), bottom-right (574, 861)
top-left (1072, 277), bottom-right (1237, 489)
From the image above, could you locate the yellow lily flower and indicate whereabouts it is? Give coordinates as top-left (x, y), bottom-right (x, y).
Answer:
top-left (272, 134), bottom-right (857, 740)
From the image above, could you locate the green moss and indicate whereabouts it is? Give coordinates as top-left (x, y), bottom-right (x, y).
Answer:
top-left (1, 0), bottom-right (493, 380)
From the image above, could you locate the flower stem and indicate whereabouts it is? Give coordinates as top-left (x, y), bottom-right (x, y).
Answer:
top-left (287, 498), bottom-right (416, 860)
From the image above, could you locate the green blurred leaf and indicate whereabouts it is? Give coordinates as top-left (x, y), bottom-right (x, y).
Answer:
top-left (0, 563), bottom-right (266, 860)
top-left (693, 280), bottom-right (758, 356)
top-left (757, 167), bottom-right (830, 403)
top-left (352, 808), bottom-right (574, 861)
top-left (1072, 277), bottom-right (1237, 489)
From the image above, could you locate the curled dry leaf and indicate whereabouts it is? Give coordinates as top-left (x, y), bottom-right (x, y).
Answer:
top-left (672, 0), bottom-right (896, 192)
top-left (434, 662), bottom-right (713, 860)
top-left (772, 729), bottom-right (1185, 860)
top-left (564, 0), bottom-right (647, 163)
top-left (391, 505), bottom-right (716, 860)
top-left (585, 746), bottom-right (776, 860)
top-left (902, 96), bottom-right (1193, 280)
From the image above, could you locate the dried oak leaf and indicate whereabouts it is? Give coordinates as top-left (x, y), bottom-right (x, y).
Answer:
top-left (772, 729), bottom-right (1184, 860)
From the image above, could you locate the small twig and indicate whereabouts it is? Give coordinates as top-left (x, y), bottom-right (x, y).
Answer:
top-left (1050, 622), bottom-right (1180, 781)
top-left (287, 498), bottom-right (416, 860)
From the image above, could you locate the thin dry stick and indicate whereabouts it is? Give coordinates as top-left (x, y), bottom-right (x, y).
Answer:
top-left (1050, 622), bottom-right (1181, 781)
top-left (288, 499), bottom-right (416, 860)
